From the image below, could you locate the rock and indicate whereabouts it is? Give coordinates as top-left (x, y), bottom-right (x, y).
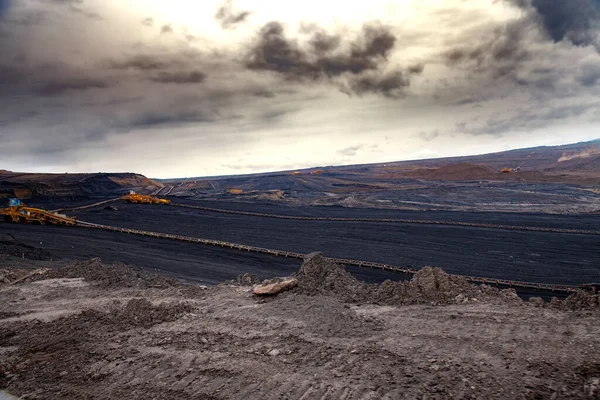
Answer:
top-left (562, 290), bottom-right (599, 311)
top-left (268, 349), bottom-right (281, 356)
top-left (236, 273), bottom-right (260, 286)
top-left (455, 294), bottom-right (467, 304)
top-left (528, 297), bottom-right (545, 307)
top-left (253, 279), bottom-right (298, 296)
top-left (550, 297), bottom-right (562, 308)
top-left (584, 377), bottom-right (599, 399)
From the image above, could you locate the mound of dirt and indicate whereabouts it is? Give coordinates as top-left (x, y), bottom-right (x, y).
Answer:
top-left (33, 258), bottom-right (179, 289)
top-left (0, 234), bottom-right (57, 261)
top-left (294, 252), bottom-right (364, 298)
top-left (559, 290), bottom-right (599, 311)
top-left (259, 295), bottom-right (384, 337)
top-left (294, 253), bottom-right (523, 306)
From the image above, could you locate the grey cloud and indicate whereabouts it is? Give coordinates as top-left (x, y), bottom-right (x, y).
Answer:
top-left (517, 0), bottom-right (600, 49)
top-left (41, 0), bottom-right (101, 20)
top-left (455, 122), bottom-right (467, 131)
top-left (142, 17), bottom-right (153, 27)
top-left (464, 102), bottom-right (600, 136)
top-left (161, 24), bottom-right (173, 34)
top-left (110, 54), bottom-right (169, 71)
top-left (245, 21), bottom-right (416, 96)
top-left (245, 21), bottom-right (397, 77)
top-left (419, 130), bottom-right (440, 142)
top-left (215, 0), bottom-right (251, 29)
top-left (34, 77), bottom-right (110, 96)
top-left (345, 70), bottom-right (412, 98)
top-left (444, 18), bottom-right (532, 81)
top-left (578, 61), bottom-right (600, 86)
top-left (123, 111), bottom-right (214, 130)
top-left (0, 0), bottom-right (9, 17)
top-left (309, 31), bottom-right (341, 54)
top-left (149, 70), bottom-right (206, 84)
top-left (108, 52), bottom-right (210, 84)
top-left (252, 89), bottom-right (276, 98)
top-left (337, 145), bottom-right (364, 156)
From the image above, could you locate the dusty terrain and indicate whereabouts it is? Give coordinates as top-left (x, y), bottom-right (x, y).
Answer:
top-left (1, 255), bottom-right (599, 399)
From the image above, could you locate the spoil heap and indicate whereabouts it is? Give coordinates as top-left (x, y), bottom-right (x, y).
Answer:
top-left (294, 252), bottom-right (523, 306)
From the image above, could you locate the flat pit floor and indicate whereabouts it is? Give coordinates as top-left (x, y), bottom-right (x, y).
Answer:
top-left (1, 199), bottom-right (599, 286)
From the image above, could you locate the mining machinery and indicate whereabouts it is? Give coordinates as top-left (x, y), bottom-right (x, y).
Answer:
top-left (0, 199), bottom-right (78, 225)
top-left (121, 193), bottom-right (171, 205)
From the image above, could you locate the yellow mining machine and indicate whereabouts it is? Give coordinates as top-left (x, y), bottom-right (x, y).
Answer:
top-left (122, 193), bottom-right (171, 205)
top-left (0, 199), bottom-right (78, 226)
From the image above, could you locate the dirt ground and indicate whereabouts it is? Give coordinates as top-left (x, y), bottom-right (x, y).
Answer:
top-left (0, 256), bottom-right (599, 400)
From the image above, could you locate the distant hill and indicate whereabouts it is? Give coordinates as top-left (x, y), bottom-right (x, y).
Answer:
top-left (159, 139), bottom-right (600, 197)
top-left (389, 139), bottom-right (600, 173)
top-left (0, 172), bottom-right (162, 200)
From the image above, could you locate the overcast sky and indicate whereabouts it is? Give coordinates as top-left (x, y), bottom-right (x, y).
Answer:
top-left (0, 0), bottom-right (599, 178)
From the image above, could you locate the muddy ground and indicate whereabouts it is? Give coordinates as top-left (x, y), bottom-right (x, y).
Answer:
top-left (1, 256), bottom-right (599, 400)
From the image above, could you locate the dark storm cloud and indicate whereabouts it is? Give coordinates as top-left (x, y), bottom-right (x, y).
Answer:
top-left (246, 21), bottom-right (397, 77)
top-left (149, 70), bottom-right (207, 84)
top-left (108, 52), bottom-right (210, 85)
top-left (440, 18), bottom-right (569, 91)
top-left (34, 77), bottom-right (110, 96)
top-left (110, 54), bottom-right (169, 71)
top-left (252, 89), bottom-right (276, 98)
top-left (345, 71), bottom-right (411, 98)
top-left (444, 19), bottom-right (531, 78)
top-left (245, 21), bottom-right (417, 96)
top-left (309, 31), bottom-right (341, 54)
top-left (0, 0), bottom-right (10, 16)
top-left (524, 0), bottom-right (600, 47)
top-left (0, 56), bottom-right (112, 98)
top-left (215, 0), bottom-right (251, 29)
top-left (124, 111), bottom-right (214, 130)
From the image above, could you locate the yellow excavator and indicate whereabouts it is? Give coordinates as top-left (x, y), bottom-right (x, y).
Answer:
top-left (121, 193), bottom-right (171, 205)
top-left (0, 199), bottom-right (78, 225)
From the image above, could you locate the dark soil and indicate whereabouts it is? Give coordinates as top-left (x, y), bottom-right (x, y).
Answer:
top-left (0, 234), bottom-right (57, 261)
top-left (2, 200), bottom-right (599, 289)
top-left (33, 258), bottom-right (180, 289)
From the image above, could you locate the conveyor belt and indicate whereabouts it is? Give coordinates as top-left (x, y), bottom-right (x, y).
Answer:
top-left (75, 220), bottom-right (580, 294)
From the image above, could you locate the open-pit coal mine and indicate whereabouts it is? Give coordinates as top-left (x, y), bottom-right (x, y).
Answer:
top-left (1, 198), bottom-right (599, 300)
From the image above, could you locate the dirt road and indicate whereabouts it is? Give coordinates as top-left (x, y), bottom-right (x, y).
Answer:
top-left (1, 257), bottom-right (599, 399)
